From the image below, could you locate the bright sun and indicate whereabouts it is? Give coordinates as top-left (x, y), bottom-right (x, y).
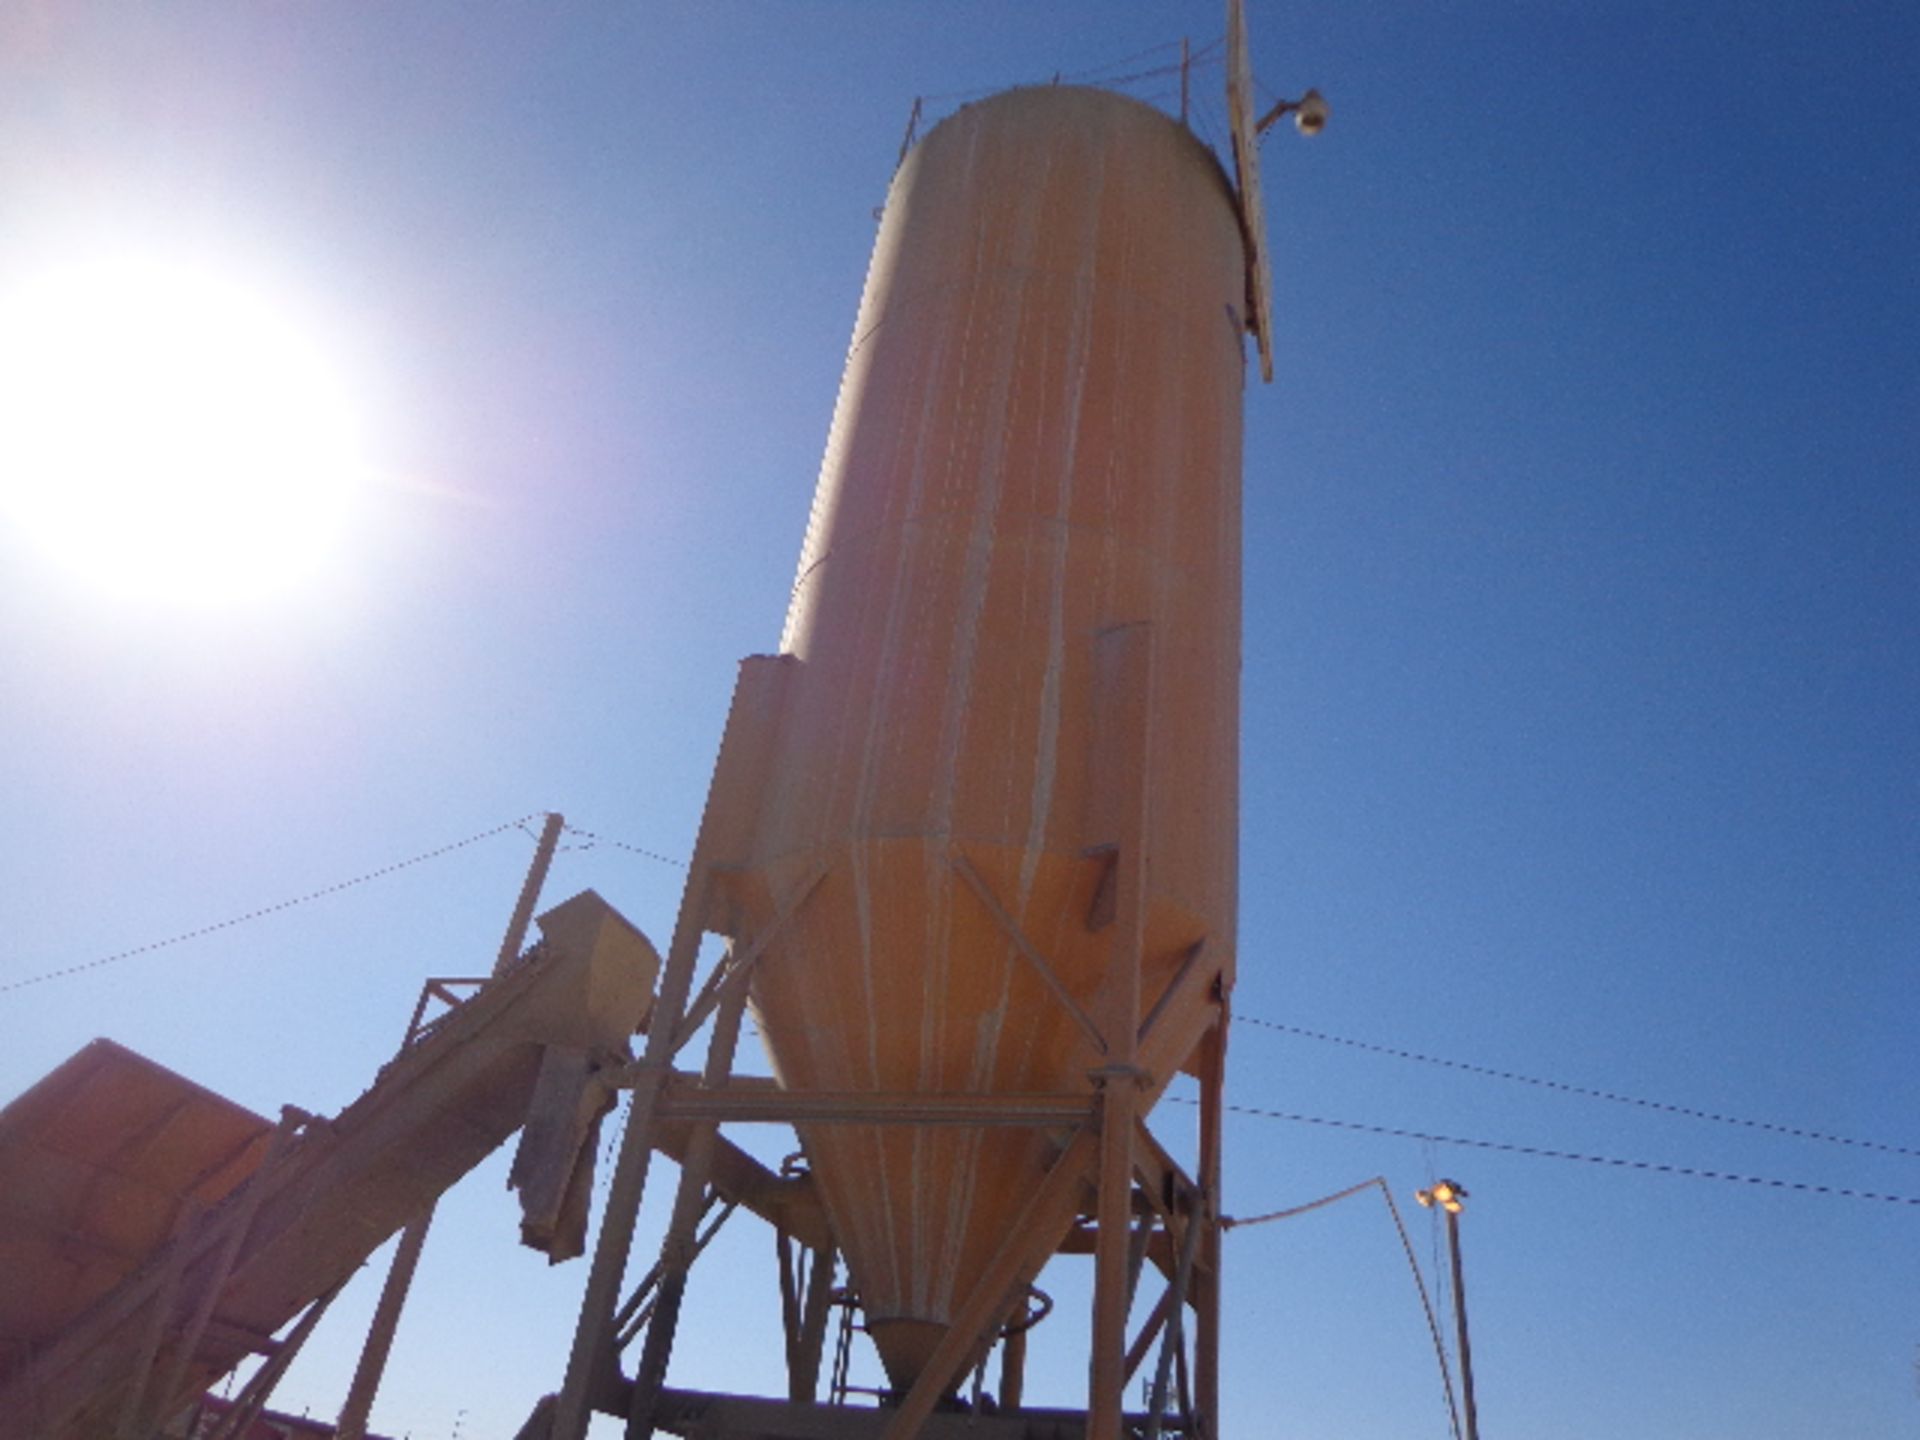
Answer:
top-left (0, 256), bottom-right (366, 609)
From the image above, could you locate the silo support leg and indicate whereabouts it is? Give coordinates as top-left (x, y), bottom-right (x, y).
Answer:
top-left (627, 961), bottom-right (754, 1439)
top-left (1087, 620), bottom-right (1153, 1440)
top-left (551, 1058), bottom-right (670, 1440)
top-left (778, 1238), bottom-right (837, 1404)
top-left (998, 1300), bottom-right (1029, 1412)
top-left (1087, 1073), bottom-right (1141, 1440)
top-left (1194, 1009), bottom-right (1228, 1435)
top-left (552, 901), bottom-right (714, 1440)
top-left (556, 659), bottom-right (793, 1440)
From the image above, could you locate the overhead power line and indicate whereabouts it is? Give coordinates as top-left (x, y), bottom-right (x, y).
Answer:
top-left (1202, 1098), bottom-right (1920, 1209)
top-left (560, 825), bottom-right (688, 870)
top-left (0, 815), bottom-right (543, 996)
top-left (1239, 1015), bottom-right (1920, 1162)
top-left (13, 805), bottom-right (1912, 1210)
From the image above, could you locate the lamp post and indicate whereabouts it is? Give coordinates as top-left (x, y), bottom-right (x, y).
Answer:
top-left (1416, 1179), bottom-right (1480, 1440)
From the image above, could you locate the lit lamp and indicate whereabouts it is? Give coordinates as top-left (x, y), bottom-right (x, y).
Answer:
top-left (1417, 1179), bottom-right (1480, 1440)
top-left (1255, 88), bottom-right (1330, 137)
top-left (1416, 1179), bottom-right (1466, 1214)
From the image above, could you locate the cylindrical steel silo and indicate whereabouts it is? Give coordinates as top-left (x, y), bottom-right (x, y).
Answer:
top-left (734, 85), bottom-right (1244, 1392)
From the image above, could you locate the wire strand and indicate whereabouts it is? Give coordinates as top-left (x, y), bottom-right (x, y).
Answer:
top-left (1239, 1015), bottom-right (1920, 1161)
top-left (560, 825), bottom-right (689, 870)
top-left (1061, 38), bottom-right (1186, 83)
top-left (0, 815), bottom-right (543, 995)
top-left (1199, 1098), bottom-right (1920, 1208)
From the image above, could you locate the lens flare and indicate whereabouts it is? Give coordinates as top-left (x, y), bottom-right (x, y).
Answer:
top-left (0, 257), bottom-right (366, 608)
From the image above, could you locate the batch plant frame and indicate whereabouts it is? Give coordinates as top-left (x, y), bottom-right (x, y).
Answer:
top-left (549, 631), bottom-right (1232, 1440)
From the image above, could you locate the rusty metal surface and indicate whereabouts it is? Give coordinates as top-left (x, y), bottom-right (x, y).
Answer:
top-left (725, 86), bottom-right (1245, 1390)
top-left (0, 1041), bottom-right (273, 1379)
top-left (0, 893), bottom-right (657, 1440)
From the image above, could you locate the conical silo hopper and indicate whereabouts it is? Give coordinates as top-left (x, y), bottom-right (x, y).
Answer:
top-left (733, 85), bottom-right (1244, 1393)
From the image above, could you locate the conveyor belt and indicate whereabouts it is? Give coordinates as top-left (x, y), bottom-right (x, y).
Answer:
top-left (0, 890), bottom-right (656, 1440)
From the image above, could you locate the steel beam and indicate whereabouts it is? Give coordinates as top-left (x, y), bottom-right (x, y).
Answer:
top-left (1087, 622), bottom-right (1152, 1440)
top-left (654, 1087), bottom-right (1095, 1128)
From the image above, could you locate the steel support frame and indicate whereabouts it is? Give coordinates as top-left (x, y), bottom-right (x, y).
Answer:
top-left (6, 813), bottom-right (574, 1440)
top-left (90, 1106), bottom-right (309, 1440)
top-left (553, 662), bottom-right (792, 1440)
top-left (775, 1219), bottom-right (839, 1404)
top-left (553, 629), bottom-right (1233, 1440)
top-left (337, 810), bottom-right (566, 1440)
top-left (199, 1284), bottom-right (344, 1440)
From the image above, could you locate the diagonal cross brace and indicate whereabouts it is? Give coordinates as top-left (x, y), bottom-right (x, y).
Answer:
top-left (950, 850), bottom-right (1107, 1056)
top-left (672, 860), bottom-right (829, 1054)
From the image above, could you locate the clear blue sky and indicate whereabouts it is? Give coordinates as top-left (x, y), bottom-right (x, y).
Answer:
top-left (2, 3), bottom-right (1916, 1438)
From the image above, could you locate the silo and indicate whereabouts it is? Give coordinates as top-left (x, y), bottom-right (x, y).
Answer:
top-left (731, 84), bottom-right (1246, 1392)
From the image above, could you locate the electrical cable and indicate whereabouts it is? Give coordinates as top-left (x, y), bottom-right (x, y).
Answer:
top-left (560, 825), bottom-right (688, 870)
top-left (1222, 1177), bottom-right (1462, 1440)
top-left (1189, 86), bottom-right (1230, 161)
top-left (17, 809), bottom-right (1913, 1215)
top-left (1196, 1097), bottom-right (1920, 1208)
top-left (1061, 38), bottom-right (1185, 84)
top-left (1066, 60), bottom-right (1195, 93)
top-left (0, 815), bottom-right (543, 995)
top-left (226, 804), bottom-right (1919, 1191)
top-left (1238, 1015), bottom-right (1920, 1162)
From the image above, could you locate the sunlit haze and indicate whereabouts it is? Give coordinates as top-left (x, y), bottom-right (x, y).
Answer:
top-left (0, 256), bottom-right (366, 609)
top-left (0, 5), bottom-right (1915, 1440)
